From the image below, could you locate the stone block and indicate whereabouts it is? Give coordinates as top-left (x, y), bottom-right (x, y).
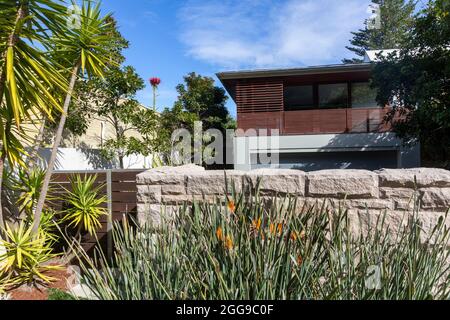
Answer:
top-left (377, 168), bottom-right (450, 188)
top-left (136, 185), bottom-right (161, 203)
top-left (136, 164), bottom-right (204, 185)
top-left (186, 171), bottom-right (244, 195)
top-left (245, 169), bottom-right (306, 196)
top-left (420, 188), bottom-right (450, 210)
top-left (307, 170), bottom-right (378, 198)
top-left (161, 184), bottom-right (186, 195)
top-left (379, 187), bottom-right (416, 200)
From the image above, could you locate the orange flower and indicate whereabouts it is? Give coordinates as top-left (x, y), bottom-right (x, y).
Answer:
top-left (269, 223), bottom-right (283, 236)
top-left (227, 200), bottom-right (236, 213)
top-left (225, 235), bottom-right (233, 250)
top-left (269, 223), bottom-right (275, 234)
top-left (277, 223), bottom-right (283, 235)
top-left (297, 255), bottom-right (303, 266)
top-left (252, 218), bottom-right (262, 230)
top-left (216, 227), bottom-right (223, 241)
top-left (290, 231), bottom-right (298, 241)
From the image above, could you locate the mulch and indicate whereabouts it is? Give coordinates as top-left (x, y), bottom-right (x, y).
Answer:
top-left (7, 264), bottom-right (72, 300)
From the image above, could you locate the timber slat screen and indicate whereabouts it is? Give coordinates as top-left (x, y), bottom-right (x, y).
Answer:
top-left (49, 169), bottom-right (145, 254)
top-left (236, 80), bottom-right (283, 113)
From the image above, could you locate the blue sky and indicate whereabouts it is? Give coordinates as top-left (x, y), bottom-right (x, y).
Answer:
top-left (100, 0), bottom-right (378, 117)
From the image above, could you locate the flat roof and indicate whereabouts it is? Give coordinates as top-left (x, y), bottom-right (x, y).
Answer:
top-left (216, 63), bottom-right (372, 80)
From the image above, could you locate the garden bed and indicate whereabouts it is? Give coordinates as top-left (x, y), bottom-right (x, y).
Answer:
top-left (8, 264), bottom-right (71, 300)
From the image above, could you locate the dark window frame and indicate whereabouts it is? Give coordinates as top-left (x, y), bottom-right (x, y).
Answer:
top-left (350, 81), bottom-right (379, 109)
top-left (283, 80), bottom-right (380, 111)
top-left (317, 82), bottom-right (349, 110)
top-left (283, 84), bottom-right (315, 111)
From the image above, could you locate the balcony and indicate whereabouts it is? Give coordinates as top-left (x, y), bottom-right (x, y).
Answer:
top-left (236, 107), bottom-right (392, 136)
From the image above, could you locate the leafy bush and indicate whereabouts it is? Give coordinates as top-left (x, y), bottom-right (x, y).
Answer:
top-left (0, 222), bottom-right (61, 285)
top-left (34, 209), bottom-right (60, 243)
top-left (62, 174), bottom-right (107, 236)
top-left (47, 288), bottom-right (76, 300)
top-left (11, 167), bottom-right (54, 215)
top-left (70, 182), bottom-right (449, 300)
top-left (0, 273), bottom-right (17, 294)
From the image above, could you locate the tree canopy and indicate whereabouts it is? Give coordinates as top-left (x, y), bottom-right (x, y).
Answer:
top-left (158, 72), bottom-right (236, 167)
top-left (343, 0), bottom-right (416, 63)
top-left (371, 0), bottom-right (450, 168)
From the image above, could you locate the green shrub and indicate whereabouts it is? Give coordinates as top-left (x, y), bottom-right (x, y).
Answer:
top-left (62, 174), bottom-right (107, 236)
top-left (47, 288), bottom-right (76, 300)
top-left (11, 167), bottom-right (53, 215)
top-left (70, 181), bottom-right (450, 300)
top-left (0, 222), bottom-right (61, 285)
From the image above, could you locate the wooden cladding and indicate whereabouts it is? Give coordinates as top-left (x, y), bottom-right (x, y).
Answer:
top-left (48, 169), bottom-right (144, 255)
top-left (236, 80), bottom-right (283, 113)
top-left (233, 72), bottom-right (394, 135)
top-left (237, 112), bottom-right (283, 133)
top-left (238, 108), bottom-right (392, 135)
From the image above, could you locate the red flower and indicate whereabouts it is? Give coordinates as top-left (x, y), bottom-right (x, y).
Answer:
top-left (149, 77), bottom-right (161, 87)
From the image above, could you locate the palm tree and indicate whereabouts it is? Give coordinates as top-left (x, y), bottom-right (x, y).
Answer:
top-left (0, 0), bottom-right (67, 231)
top-left (32, 0), bottom-right (114, 235)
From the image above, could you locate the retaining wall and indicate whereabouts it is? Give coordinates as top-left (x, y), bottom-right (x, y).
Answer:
top-left (136, 165), bottom-right (450, 236)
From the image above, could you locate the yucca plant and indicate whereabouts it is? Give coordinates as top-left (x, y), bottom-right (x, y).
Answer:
top-left (33, 209), bottom-right (60, 243)
top-left (4, 167), bottom-right (60, 244)
top-left (0, 0), bottom-right (68, 230)
top-left (33, 0), bottom-right (116, 235)
top-left (0, 262), bottom-right (18, 294)
top-left (61, 174), bottom-right (107, 236)
top-left (0, 221), bottom-right (60, 284)
top-left (69, 179), bottom-right (450, 300)
top-left (11, 166), bottom-right (54, 215)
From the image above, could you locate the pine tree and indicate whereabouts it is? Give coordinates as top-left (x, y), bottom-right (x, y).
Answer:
top-left (343, 0), bottom-right (416, 63)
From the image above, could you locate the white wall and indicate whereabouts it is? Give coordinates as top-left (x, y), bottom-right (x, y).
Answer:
top-left (36, 148), bottom-right (153, 170)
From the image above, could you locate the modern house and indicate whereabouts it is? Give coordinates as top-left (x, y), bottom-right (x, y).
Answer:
top-left (217, 54), bottom-right (420, 171)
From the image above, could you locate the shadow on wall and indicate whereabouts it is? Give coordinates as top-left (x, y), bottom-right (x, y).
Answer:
top-left (77, 142), bottom-right (116, 169)
top-left (35, 147), bottom-right (65, 169)
top-left (252, 132), bottom-right (419, 172)
top-left (36, 147), bottom-right (116, 170)
top-left (289, 150), bottom-right (398, 171)
top-left (35, 146), bottom-right (152, 170)
top-left (292, 133), bottom-right (400, 171)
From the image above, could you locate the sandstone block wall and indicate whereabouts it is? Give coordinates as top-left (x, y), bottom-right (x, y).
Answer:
top-left (136, 165), bottom-right (450, 236)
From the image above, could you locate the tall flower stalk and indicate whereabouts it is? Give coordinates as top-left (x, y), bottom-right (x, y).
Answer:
top-left (149, 77), bottom-right (160, 111)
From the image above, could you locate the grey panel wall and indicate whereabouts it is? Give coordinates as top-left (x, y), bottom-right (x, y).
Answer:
top-left (251, 150), bottom-right (398, 171)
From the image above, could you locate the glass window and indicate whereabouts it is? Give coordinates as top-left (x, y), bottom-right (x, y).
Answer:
top-left (284, 85), bottom-right (314, 111)
top-left (318, 83), bottom-right (348, 108)
top-left (351, 82), bottom-right (378, 108)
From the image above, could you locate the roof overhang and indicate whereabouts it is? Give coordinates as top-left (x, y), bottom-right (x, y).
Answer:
top-left (216, 63), bottom-right (372, 81)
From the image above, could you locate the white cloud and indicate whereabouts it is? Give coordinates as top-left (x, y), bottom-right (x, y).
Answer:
top-left (178, 0), bottom-right (371, 69)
